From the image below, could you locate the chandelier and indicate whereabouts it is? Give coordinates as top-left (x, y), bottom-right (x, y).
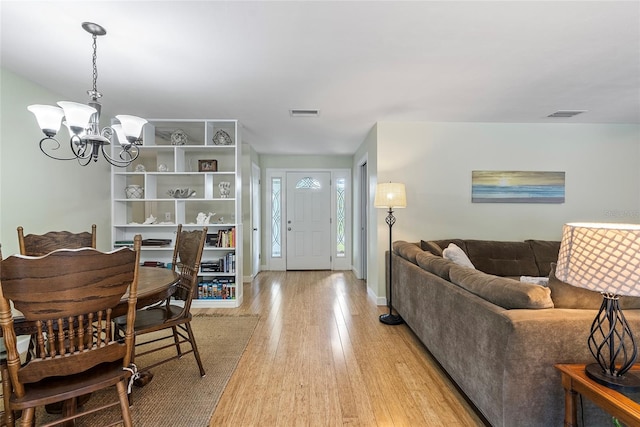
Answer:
top-left (28, 22), bottom-right (147, 167)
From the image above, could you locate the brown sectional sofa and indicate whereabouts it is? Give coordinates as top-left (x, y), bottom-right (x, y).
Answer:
top-left (391, 239), bottom-right (640, 427)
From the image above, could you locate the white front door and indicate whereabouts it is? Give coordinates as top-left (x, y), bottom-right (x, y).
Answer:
top-left (286, 172), bottom-right (331, 270)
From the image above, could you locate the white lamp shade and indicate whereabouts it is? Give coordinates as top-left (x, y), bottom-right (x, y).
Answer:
top-left (27, 104), bottom-right (64, 135)
top-left (116, 115), bottom-right (147, 141)
top-left (57, 101), bottom-right (96, 134)
top-left (555, 222), bottom-right (640, 296)
top-left (111, 124), bottom-right (130, 147)
top-left (374, 182), bottom-right (407, 209)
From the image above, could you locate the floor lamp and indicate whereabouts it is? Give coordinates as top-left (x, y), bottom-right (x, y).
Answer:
top-left (555, 222), bottom-right (640, 390)
top-left (375, 182), bottom-right (407, 325)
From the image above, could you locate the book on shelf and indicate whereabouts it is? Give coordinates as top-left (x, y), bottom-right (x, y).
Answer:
top-left (114, 240), bottom-right (134, 248)
top-left (142, 238), bottom-right (172, 247)
top-left (200, 253), bottom-right (235, 273)
top-left (197, 277), bottom-right (236, 300)
top-left (206, 228), bottom-right (236, 248)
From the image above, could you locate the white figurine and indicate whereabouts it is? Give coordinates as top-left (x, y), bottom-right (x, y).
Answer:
top-left (143, 214), bottom-right (157, 225)
top-left (196, 212), bottom-right (215, 225)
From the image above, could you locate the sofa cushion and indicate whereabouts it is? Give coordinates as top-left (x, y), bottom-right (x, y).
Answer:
top-left (420, 240), bottom-right (443, 257)
top-left (443, 243), bottom-right (475, 269)
top-left (393, 241), bottom-right (422, 263)
top-left (548, 263), bottom-right (640, 309)
top-left (464, 240), bottom-right (540, 277)
top-left (431, 239), bottom-right (467, 254)
top-left (416, 251), bottom-right (455, 281)
top-left (449, 264), bottom-right (554, 309)
top-left (526, 240), bottom-right (561, 276)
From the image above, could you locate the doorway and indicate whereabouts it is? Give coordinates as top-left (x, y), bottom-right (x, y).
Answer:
top-left (265, 168), bottom-right (351, 271)
top-left (285, 172), bottom-right (331, 270)
top-left (359, 160), bottom-right (368, 281)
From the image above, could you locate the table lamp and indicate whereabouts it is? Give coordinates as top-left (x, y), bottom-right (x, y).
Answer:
top-left (374, 182), bottom-right (407, 325)
top-left (555, 222), bottom-right (640, 389)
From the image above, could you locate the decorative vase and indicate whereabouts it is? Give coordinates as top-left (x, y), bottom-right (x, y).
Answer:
top-left (212, 129), bottom-right (233, 145)
top-left (125, 184), bottom-right (144, 199)
top-left (218, 181), bottom-right (231, 198)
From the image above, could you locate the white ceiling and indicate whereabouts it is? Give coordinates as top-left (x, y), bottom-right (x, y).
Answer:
top-left (1, 1), bottom-right (639, 155)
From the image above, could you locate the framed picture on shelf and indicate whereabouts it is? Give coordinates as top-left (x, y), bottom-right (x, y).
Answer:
top-left (198, 159), bottom-right (217, 172)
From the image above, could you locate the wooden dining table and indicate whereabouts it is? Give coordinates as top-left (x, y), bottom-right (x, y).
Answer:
top-left (116, 266), bottom-right (180, 315)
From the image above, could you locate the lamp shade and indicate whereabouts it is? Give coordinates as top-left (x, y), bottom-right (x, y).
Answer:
top-left (57, 101), bottom-right (97, 135)
top-left (374, 182), bottom-right (406, 209)
top-left (111, 124), bottom-right (130, 147)
top-left (115, 115), bottom-right (147, 142)
top-left (555, 222), bottom-right (640, 297)
top-left (27, 105), bottom-right (65, 136)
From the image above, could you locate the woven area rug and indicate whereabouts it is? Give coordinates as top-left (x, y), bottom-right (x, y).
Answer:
top-left (35, 314), bottom-right (259, 426)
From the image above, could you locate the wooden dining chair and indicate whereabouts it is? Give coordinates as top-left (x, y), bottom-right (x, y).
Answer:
top-left (116, 225), bottom-right (207, 378)
top-left (17, 224), bottom-right (97, 256)
top-left (0, 244), bottom-right (30, 427)
top-left (0, 235), bottom-right (142, 427)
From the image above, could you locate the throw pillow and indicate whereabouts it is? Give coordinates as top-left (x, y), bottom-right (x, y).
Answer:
top-left (443, 243), bottom-right (475, 269)
top-left (420, 240), bottom-right (443, 257)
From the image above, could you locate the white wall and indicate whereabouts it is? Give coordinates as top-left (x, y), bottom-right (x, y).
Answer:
top-left (362, 121), bottom-right (640, 304)
top-left (352, 125), bottom-right (382, 303)
top-left (1, 68), bottom-right (112, 256)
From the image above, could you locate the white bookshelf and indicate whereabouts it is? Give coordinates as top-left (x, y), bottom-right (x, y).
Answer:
top-left (111, 119), bottom-right (242, 307)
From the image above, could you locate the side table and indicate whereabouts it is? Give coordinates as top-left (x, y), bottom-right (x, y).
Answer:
top-left (555, 363), bottom-right (640, 427)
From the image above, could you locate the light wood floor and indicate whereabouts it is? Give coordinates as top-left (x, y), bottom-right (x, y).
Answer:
top-left (195, 271), bottom-right (487, 427)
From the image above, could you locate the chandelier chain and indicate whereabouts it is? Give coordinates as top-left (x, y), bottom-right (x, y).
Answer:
top-left (91, 34), bottom-right (100, 100)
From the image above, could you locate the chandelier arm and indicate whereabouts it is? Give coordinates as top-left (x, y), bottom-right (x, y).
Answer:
top-left (38, 137), bottom-right (80, 161)
top-left (101, 144), bottom-right (139, 167)
top-left (76, 154), bottom-right (93, 166)
top-left (69, 135), bottom-right (92, 160)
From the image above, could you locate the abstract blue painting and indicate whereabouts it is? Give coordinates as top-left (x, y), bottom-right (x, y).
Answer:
top-left (472, 171), bottom-right (565, 203)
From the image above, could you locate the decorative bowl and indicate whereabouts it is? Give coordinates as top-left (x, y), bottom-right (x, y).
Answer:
top-left (167, 188), bottom-right (196, 198)
top-left (125, 184), bottom-right (144, 199)
top-left (212, 129), bottom-right (233, 145)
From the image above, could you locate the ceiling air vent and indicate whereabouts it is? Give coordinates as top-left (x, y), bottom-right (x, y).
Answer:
top-left (289, 109), bottom-right (320, 117)
top-left (547, 110), bottom-right (587, 118)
